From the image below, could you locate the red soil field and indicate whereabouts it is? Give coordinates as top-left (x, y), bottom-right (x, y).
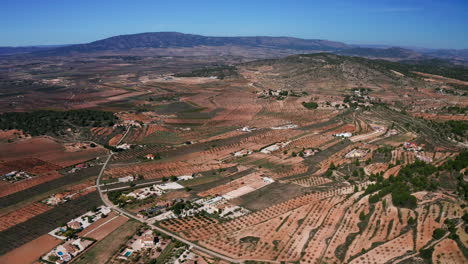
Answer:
top-left (0, 137), bottom-right (107, 167)
top-left (0, 129), bottom-right (27, 141)
top-left (108, 133), bottom-right (123, 146)
top-left (0, 202), bottom-right (52, 231)
top-left (432, 238), bottom-right (466, 264)
top-left (0, 158), bottom-right (61, 175)
top-left (0, 171), bottom-right (62, 198)
top-left (0, 234), bottom-right (61, 264)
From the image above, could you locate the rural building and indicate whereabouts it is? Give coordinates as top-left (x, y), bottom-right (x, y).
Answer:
top-left (140, 231), bottom-right (155, 247)
top-left (234, 149), bottom-right (252, 157)
top-left (345, 149), bottom-right (369, 159)
top-left (116, 143), bottom-right (132, 150)
top-left (67, 221), bottom-right (82, 230)
top-left (145, 154), bottom-right (155, 160)
top-left (118, 175), bottom-right (134, 183)
top-left (334, 132), bottom-right (352, 138)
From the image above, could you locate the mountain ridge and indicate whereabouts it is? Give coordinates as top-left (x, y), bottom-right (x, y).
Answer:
top-left (1, 32), bottom-right (467, 63)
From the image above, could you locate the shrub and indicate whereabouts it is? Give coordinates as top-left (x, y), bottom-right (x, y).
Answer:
top-left (419, 247), bottom-right (434, 260)
top-left (432, 228), bottom-right (446, 240)
top-left (302, 101), bottom-right (318, 109)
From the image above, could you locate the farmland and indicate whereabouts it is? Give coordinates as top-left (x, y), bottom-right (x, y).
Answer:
top-left (0, 50), bottom-right (466, 264)
top-left (0, 192), bottom-right (102, 255)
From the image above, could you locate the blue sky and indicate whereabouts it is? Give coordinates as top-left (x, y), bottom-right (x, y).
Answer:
top-left (1, 0), bottom-right (467, 49)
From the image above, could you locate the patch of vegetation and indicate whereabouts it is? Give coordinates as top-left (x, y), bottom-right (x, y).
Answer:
top-left (302, 101), bottom-right (319, 109)
top-left (240, 236), bottom-right (260, 244)
top-left (0, 110), bottom-right (116, 136)
top-left (365, 160), bottom-right (440, 208)
top-left (432, 228), bottom-right (446, 240)
top-left (174, 65), bottom-right (239, 79)
top-left (419, 247), bottom-right (434, 262)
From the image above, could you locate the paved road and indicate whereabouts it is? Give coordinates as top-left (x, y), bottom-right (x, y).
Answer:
top-left (95, 133), bottom-right (242, 263)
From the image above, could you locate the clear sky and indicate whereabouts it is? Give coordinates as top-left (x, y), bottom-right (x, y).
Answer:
top-left (1, 0), bottom-right (467, 49)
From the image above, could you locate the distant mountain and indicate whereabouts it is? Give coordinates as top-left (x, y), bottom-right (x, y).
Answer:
top-left (423, 49), bottom-right (468, 62)
top-left (0, 45), bottom-right (70, 55)
top-left (32, 32), bottom-right (350, 56)
top-left (2, 32), bottom-right (466, 64)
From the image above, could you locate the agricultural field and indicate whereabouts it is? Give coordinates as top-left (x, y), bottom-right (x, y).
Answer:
top-left (0, 50), bottom-right (467, 264)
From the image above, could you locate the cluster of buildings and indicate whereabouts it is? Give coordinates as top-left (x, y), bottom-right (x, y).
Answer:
top-left (151, 195), bottom-right (251, 222)
top-left (2, 171), bottom-right (32, 183)
top-left (43, 238), bottom-right (93, 263)
top-left (403, 142), bottom-right (422, 152)
top-left (50, 206), bottom-right (111, 240)
top-left (125, 181), bottom-right (186, 201)
top-left (119, 230), bottom-right (161, 260)
top-left (42, 206), bottom-right (112, 263)
top-left (115, 119), bottom-right (142, 128)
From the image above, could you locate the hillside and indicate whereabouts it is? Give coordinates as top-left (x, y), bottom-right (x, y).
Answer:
top-left (238, 53), bottom-right (468, 96)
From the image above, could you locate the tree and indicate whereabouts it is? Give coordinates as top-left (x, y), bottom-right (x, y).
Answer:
top-left (162, 176), bottom-right (168, 182)
top-left (359, 211), bottom-right (366, 221)
top-left (170, 175), bottom-right (178, 181)
top-left (419, 247), bottom-right (434, 261)
top-left (302, 101), bottom-right (318, 109)
top-left (433, 228), bottom-right (446, 240)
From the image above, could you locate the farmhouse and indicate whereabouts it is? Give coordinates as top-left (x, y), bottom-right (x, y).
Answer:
top-left (303, 149), bottom-right (319, 157)
top-left (262, 177), bottom-right (275, 183)
top-left (67, 221), bottom-right (81, 230)
top-left (140, 231), bottom-right (156, 247)
top-left (345, 149), bottom-right (369, 159)
top-left (271, 124), bottom-right (298, 130)
top-left (261, 141), bottom-right (290, 154)
top-left (116, 143), bottom-right (132, 150)
top-left (240, 126), bottom-right (256, 132)
top-left (177, 175), bottom-right (194, 180)
top-left (3, 171), bottom-right (32, 183)
top-left (45, 193), bottom-right (66, 206)
top-left (118, 175), bottom-right (134, 183)
top-left (403, 142), bottom-right (422, 151)
top-left (44, 238), bottom-right (93, 263)
top-left (334, 132), bottom-right (352, 138)
top-left (145, 154), bottom-right (155, 160)
top-left (233, 149), bottom-right (252, 157)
